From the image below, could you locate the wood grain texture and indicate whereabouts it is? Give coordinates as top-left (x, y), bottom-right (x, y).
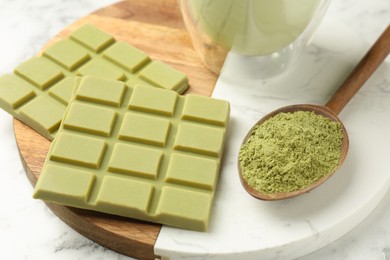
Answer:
top-left (14, 0), bottom-right (217, 259)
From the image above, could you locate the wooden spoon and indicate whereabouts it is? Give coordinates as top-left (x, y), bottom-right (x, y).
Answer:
top-left (238, 25), bottom-right (390, 201)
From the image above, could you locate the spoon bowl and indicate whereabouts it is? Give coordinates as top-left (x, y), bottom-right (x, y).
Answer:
top-left (238, 25), bottom-right (390, 200)
top-left (238, 104), bottom-right (349, 201)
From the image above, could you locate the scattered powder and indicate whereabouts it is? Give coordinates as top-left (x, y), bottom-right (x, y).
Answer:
top-left (239, 111), bottom-right (343, 194)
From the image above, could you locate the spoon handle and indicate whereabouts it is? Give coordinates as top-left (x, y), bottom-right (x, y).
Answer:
top-left (325, 25), bottom-right (390, 115)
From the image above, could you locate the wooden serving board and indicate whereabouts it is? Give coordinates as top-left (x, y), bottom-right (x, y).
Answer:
top-left (14, 1), bottom-right (217, 259)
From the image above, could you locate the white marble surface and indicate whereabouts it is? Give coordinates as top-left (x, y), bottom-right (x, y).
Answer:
top-left (0, 0), bottom-right (389, 259)
top-left (156, 13), bottom-right (390, 260)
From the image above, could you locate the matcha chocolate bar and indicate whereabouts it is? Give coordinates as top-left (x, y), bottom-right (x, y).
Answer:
top-left (33, 76), bottom-right (230, 231)
top-left (0, 24), bottom-right (188, 140)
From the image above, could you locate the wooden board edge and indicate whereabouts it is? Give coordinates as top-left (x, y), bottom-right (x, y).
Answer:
top-left (13, 119), bottom-right (161, 260)
top-left (12, 0), bottom-right (218, 258)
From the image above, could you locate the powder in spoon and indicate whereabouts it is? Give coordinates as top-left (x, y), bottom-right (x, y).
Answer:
top-left (238, 111), bottom-right (343, 194)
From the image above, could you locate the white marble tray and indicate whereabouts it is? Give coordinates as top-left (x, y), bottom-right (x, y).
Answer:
top-left (155, 19), bottom-right (390, 259)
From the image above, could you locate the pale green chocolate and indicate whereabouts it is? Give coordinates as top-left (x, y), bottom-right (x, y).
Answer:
top-left (18, 95), bottom-right (66, 136)
top-left (157, 186), bottom-right (213, 232)
top-left (0, 24), bottom-right (189, 140)
top-left (75, 75), bottom-right (126, 107)
top-left (48, 77), bottom-right (76, 105)
top-left (34, 165), bottom-right (96, 208)
top-left (77, 58), bottom-right (127, 80)
top-left (96, 176), bottom-right (154, 218)
top-left (128, 83), bottom-right (178, 116)
top-left (108, 143), bottom-right (163, 179)
top-left (0, 75), bottom-right (35, 113)
top-left (165, 153), bottom-right (218, 190)
top-left (63, 102), bottom-right (118, 137)
top-left (174, 123), bottom-right (225, 157)
top-left (50, 132), bottom-right (107, 169)
top-left (15, 57), bottom-right (64, 90)
top-left (139, 61), bottom-right (189, 93)
top-left (34, 76), bottom-right (230, 231)
top-left (118, 112), bottom-right (171, 147)
top-left (126, 77), bottom-right (156, 90)
top-left (70, 24), bottom-right (115, 52)
top-left (43, 39), bottom-right (91, 70)
top-left (103, 41), bottom-right (150, 73)
top-left (181, 94), bottom-right (230, 126)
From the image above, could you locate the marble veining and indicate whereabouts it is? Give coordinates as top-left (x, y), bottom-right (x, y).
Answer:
top-left (155, 1), bottom-right (390, 259)
top-left (0, 0), bottom-right (390, 259)
top-left (0, 1), bottom-right (132, 259)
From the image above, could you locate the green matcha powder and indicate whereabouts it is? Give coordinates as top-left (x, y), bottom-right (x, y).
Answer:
top-left (239, 111), bottom-right (343, 194)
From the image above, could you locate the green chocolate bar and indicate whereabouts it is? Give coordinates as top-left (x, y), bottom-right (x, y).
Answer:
top-left (0, 24), bottom-right (188, 140)
top-left (33, 76), bottom-right (230, 231)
